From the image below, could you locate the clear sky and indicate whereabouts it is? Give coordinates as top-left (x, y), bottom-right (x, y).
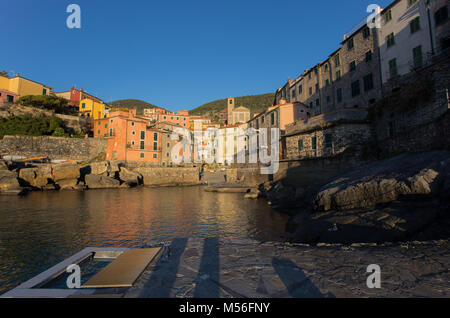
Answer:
top-left (2, 0), bottom-right (393, 112)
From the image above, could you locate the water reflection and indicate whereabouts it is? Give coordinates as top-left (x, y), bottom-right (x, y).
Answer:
top-left (0, 186), bottom-right (288, 294)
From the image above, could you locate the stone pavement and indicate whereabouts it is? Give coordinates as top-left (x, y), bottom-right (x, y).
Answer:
top-left (124, 238), bottom-right (450, 298)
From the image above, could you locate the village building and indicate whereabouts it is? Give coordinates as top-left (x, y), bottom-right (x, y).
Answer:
top-left (79, 98), bottom-right (110, 120)
top-left (0, 73), bottom-right (52, 98)
top-left (378, 0), bottom-right (435, 84)
top-left (431, 0), bottom-right (449, 53)
top-left (54, 87), bottom-right (102, 108)
top-left (94, 109), bottom-right (161, 163)
top-left (225, 97), bottom-right (251, 125)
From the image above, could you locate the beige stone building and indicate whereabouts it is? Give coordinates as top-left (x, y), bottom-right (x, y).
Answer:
top-left (227, 97), bottom-right (250, 125)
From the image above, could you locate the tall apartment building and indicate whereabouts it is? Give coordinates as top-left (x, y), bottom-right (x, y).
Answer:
top-left (274, 0), bottom-right (447, 117)
top-left (378, 0), bottom-right (436, 84)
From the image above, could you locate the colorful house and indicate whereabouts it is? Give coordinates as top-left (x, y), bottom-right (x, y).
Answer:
top-left (94, 109), bottom-right (161, 163)
top-left (0, 73), bottom-right (52, 98)
top-left (79, 98), bottom-right (110, 120)
top-left (54, 87), bottom-right (102, 107)
top-left (0, 89), bottom-right (18, 103)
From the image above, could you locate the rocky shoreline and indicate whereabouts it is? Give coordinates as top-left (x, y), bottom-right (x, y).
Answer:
top-left (0, 160), bottom-right (202, 195)
top-left (248, 151), bottom-right (450, 244)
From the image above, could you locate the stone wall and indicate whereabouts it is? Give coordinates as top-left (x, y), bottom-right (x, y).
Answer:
top-left (379, 110), bottom-right (450, 155)
top-left (133, 167), bottom-right (201, 186)
top-left (374, 52), bottom-right (450, 153)
top-left (284, 123), bottom-right (372, 160)
top-left (0, 136), bottom-right (108, 161)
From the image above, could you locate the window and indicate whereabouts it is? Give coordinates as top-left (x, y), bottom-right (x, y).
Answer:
top-left (132, 131), bottom-right (135, 135)
top-left (98, 121), bottom-right (101, 126)
top-left (153, 154), bottom-right (157, 159)
top-left (324, 64), bottom-right (328, 71)
top-left (311, 137), bottom-right (317, 150)
top-left (384, 9), bottom-right (392, 23)
top-left (176, 117), bottom-right (179, 121)
top-left (365, 50), bottom-right (372, 62)
top-left (413, 45), bottom-right (423, 68)
top-left (6, 95), bottom-right (14, 103)
top-left (131, 121), bottom-right (135, 126)
top-left (167, 142), bottom-right (170, 147)
top-left (140, 153), bottom-right (145, 158)
top-left (316, 98), bottom-right (320, 106)
top-left (386, 33), bottom-right (395, 47)
top-left (310, 102), bottom-right (313, 108)
top-left (315, 83), bottom-right (319, 93)
top-left (153, 142), bottom-right (158, 150)
top-left (132, 141), bottom-right (135, 146)
top-left (299, 85), bottom-right (303, 94)
top-left (309, 87), bottom-right (313, 96)
top-left (389, 58), bottom-right (398, 78)
top-left (298, 139), bottom-right (303, 152)
top-left (336, 70), bottom-right (341, 80)
top-left (81, 103), bottom-right (86, 109)
top-left (140, 131), bottom-right (145, 139)
top-left (364, 73), bottom-right (374, 91)
top-left (109, 128), bottom-right (113, 136)
top-left (153, 132), bottom-right (158, 141)
top-left (271, 113), bottom-right (275, 125)
top-left (362, 27), bottom-right (371, 38)
top-left (166, 152), bottom-right (170, 157)
top-left (410, 17), bottom-right (421, 34)
top-left (261, 116), bottom-right (265, 124)
top-left (350, 61), bottom-right (356, 71)
top-left (435, 6), bottom-right (448, 26)
top-left (42, 88), bottom-right (47, 95)
top-left (97, 130), bottom-right (100, 135)
top-left (337, 88), bottom-right (343, 103)
top-left (104, 124), bottom-right (108, 129)
top-left (334, 54), bottom-right (340, 67)
top-left (292, 89), bottom-right (296, 98)
top-left (324, 134), bottom-right (332, 148)
top-left (325, 79), bottom-right (330, 86)
top-left (140, 141), bottom-right (145, 150)
top-left (351, 80), bottom-right (361, 97)
top-left (347, 38), bottom-right (354, 50)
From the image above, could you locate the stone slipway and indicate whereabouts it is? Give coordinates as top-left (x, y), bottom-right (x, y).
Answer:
top-left (123, 238), bottom-right (450, 298)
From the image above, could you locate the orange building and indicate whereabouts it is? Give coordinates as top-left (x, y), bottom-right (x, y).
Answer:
top-left (156, 110), bottom-right (190, 128)
top-left (94, 108), bottom-right (161, 162)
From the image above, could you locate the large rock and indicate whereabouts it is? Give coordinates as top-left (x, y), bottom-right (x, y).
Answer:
top-left (0, 170), bottom-right (23, 195)
top-left (88, 161), bottom-right (109, 175)
top-left (290, 151), bottom-right (450, 244)
top-left (119, 167), bottom-right (142, 186)
top-left (313, 152), bottom-right (450, 212)
top-left (52, 163), bottom-right (80, 182)
top-left (57, 179), bottom-right (84, 191)
top-left (0, 160), bottom-right (9, 171)
top-left (19, 165), bottom-right (53, 188)
top-left (85, 174), bottom-right (120, 189)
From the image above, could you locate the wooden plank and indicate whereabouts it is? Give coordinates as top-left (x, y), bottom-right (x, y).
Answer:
top-left (82, 248), bottom-right (162, 288)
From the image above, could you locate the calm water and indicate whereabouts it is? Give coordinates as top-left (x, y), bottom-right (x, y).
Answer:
top-left (0, 186), bottom-right (289, 294)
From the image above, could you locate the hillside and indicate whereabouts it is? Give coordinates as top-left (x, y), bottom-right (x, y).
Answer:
top-left (109, 99), bottom-right (161, 114)
top-left (190, 93), bottom-right (275, 119)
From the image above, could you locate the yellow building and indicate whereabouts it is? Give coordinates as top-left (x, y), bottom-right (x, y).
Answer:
top-left (79, 98), bottom-right (110, 120)
top-left (0, 74), bottom-right (52, 97)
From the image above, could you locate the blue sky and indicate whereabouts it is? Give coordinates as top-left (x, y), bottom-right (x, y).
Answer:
top-left (1, 0), bottom-right (392, 112)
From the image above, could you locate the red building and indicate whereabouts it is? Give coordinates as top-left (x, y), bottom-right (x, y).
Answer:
top-left (54, 87), bottom-right (102, 108)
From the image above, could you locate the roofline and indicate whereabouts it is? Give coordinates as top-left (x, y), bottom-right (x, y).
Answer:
top-left (9, 75), bottom-right (52, 89)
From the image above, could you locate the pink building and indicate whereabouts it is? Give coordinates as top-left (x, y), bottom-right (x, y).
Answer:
top-left (0, 89), bottom-right (18, 103)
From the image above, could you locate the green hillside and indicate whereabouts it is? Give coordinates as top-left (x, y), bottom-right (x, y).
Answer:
top-left (190, 93), bottom-right (275, 120)
top-left (109, 99), bottom-right (161, 115)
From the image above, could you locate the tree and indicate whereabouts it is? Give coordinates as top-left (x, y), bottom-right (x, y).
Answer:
top-left (0, 70), bottom-right (9, 77)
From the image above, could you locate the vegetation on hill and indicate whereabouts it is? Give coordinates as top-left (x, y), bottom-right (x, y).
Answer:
top-left (110, 99), bottom-right (161, 115)
top-left (0, 115), bottom-right (79, 139)
top-left (16, 95), bottom-right (77, 115)
top-left (189, 93), bottom-right (275, 120)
